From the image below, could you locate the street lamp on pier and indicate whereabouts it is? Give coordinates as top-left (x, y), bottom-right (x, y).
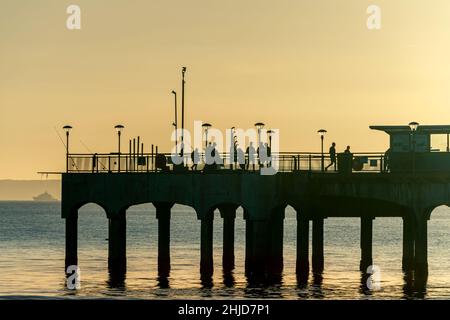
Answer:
top-left (318, 129), bottom-right (327, 172)
top-left (115, 124), bottom-right (124, 172)
top-left (63, 125), bottom-right (72, 172)
top-left (409, 121), bottom-right (419, 175)
top-left (171, 90), bottom-right (178, 154)
top-left (202, 123), bottom-right (212, 150)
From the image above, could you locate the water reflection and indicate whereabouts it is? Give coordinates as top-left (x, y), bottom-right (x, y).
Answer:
top-left (223, 271), bottom-right (235, 287)
top-left (310, 272), bottom-right (324, 298)
top-left (107, 266), bottom-right (126, 290)
top-left (413, 271), bottom-right (428, 299)
top-left (200, 275), bottom-right (214, 289)
top-left (157, 275), bottom-right (170, 289)
top-left (359, 272), bottom-right (370, 296)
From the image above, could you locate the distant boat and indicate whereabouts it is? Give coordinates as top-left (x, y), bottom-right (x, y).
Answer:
top-left (33, 191), bottom-right (58, 202)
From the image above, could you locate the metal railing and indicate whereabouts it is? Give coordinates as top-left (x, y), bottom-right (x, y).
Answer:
top-left (66, 152), bottom-right (386, 174)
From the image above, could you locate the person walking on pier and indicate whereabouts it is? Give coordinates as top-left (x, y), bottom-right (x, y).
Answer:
top-left (191, 148), bottom-right (200, 171)
top-left (246, 142), bottom-right (256, 171)
top-left (325, 142), bottom-right (336, 171)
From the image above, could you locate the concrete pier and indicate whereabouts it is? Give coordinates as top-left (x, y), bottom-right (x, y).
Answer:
top-left (402, 216), bottom-right (415, 272)
top-left (155, 202), bottom-right (173, 277)
top-left (414, 217), bottom-right (428, 278)
top-left (312, 218), bottom-right (324, 273)
top-left (61, 171), bottom-right (450, 288)
top-left (296, 215), bottom-right (309, 279)
top-left (108, 212), bottom-right (127, 272)
top-left (360, 217), bottom-right (373, 271)
top-left (268, 211), bottom-right (284, 276)
top-left (65, 210), bottom-right (78, 268)
top-left (200, 213), bottom-right (214, 278)
top-left (250, 219), bottom-right (270, 280)
top-left (219, 205), bottom-right (237, 272)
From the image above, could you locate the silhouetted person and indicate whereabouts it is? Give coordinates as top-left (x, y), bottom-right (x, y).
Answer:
top-left (191, 148), bottom-right (200, 171)
top-left (344, 145), bottom-right (351, 154)
top-left (325, 142), bottom-right (336, 171)
top-left (179, 142), bottom-right (185, 166)
top-left (232, 141), bottom-right (238, 169)
top-left (237, 145), bottom-right (245, 170)
top-left (246, 142), bottom-right (256, 171)
top-left (92, 153), bottom-right (98, 173)
top-left (266, 143), bottom-right (272, 167)
top-left (257, 142), bottom-right (265, 168)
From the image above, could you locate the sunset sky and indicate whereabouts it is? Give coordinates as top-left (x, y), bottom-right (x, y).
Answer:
top-left (1, 0), bottom-right (450, 179)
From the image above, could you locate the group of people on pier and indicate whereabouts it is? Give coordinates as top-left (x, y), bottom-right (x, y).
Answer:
top-left (188, 140), bottom-right (272, 171)
top-left (325, 142), bottom-right (352, 171)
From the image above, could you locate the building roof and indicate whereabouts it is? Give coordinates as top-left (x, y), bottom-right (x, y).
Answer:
top-left (370, 125), bottom-right (450, 134)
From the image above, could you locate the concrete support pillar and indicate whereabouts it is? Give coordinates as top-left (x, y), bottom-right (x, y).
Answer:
top-left (219, 205), bottom-right (236, 272)
top-left (108, 212), bottom-right (127, 271)
top-left (251, 220), bottom-right (270, 279)
top-left (155, 202), bottom-right (173, 277)
top-left (268, 210), bottom-right (284, 276)
top-left (312, 218), bottom-right (324, 273)
top-left (360, 216), bottom-right (373, 271)
top-left (296, 215), bottom-right (309, 278)
top-left (65, 210), bottom-right (78, 269)
top-left (402, 216), bottom-right (415, 272)
top-left (200, 213), bottom-right (214, 278)
top-left (245, 218), bottom-right (254, 276)
top-left (414, 217), bottom-right (428, 278)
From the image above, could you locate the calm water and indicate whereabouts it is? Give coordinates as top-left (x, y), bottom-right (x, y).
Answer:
top-left (0, 201), bottom-right (450, 299)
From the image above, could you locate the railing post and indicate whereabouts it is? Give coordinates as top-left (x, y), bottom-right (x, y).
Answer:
top-left (309, 154), bottom-right (312, 172)
top-left (380, 155), bottom-right (384, 173)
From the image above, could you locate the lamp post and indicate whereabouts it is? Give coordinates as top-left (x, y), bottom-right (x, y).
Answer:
top-left (409, 121), bottom-right (419, 175)
top-left (63, 125), bottom-right (72, 172)
top-left (171, 90), bottom-right (178, 154)
top-left (317, 129), bottom-right (327, 172)
top-left (181, 67), bottom-right (186, 146)
top-left (202, 123), bottom-right (212, 150)
top-left (230, 127), bottom-right (236, 169)
top-left (115, 124), bottom-right (124, 172)
top-left (254, 122), bottom-right (265, 147)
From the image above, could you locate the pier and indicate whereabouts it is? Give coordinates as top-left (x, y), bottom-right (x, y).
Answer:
top-left (60, 125), bottom-right (450, 289)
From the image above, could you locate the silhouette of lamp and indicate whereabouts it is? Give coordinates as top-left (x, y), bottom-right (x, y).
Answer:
top-left (317, 129), bottom-right (327, 172)
top-left (409, 121), bottom-right (419, 174)
top-left (115, 125), bottom-right (124, 172)
top-left (63, 125), bottom-right (72, 172)
top-left (202, 123), bottom-right (212, 149)
top-left (171, 90), bottom-right (178, 154)
top-left (254, 122), bottom-right (265, 146)
top-left (181, 67), bottom-right (187, 146)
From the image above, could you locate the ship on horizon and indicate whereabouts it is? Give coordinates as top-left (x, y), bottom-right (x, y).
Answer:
top-left (33, 191), bottom-right (58, 202)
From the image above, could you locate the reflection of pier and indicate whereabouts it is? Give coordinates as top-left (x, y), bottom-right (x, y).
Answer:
top-left (62, 170), bottom-right (450, 290)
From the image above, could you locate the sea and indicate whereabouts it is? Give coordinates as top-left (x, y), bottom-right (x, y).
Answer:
top-left (0, 201), bottom-right (450, 300)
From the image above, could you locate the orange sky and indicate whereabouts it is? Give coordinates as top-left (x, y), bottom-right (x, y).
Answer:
top-left (1, 0), bottom-right (450, 179)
